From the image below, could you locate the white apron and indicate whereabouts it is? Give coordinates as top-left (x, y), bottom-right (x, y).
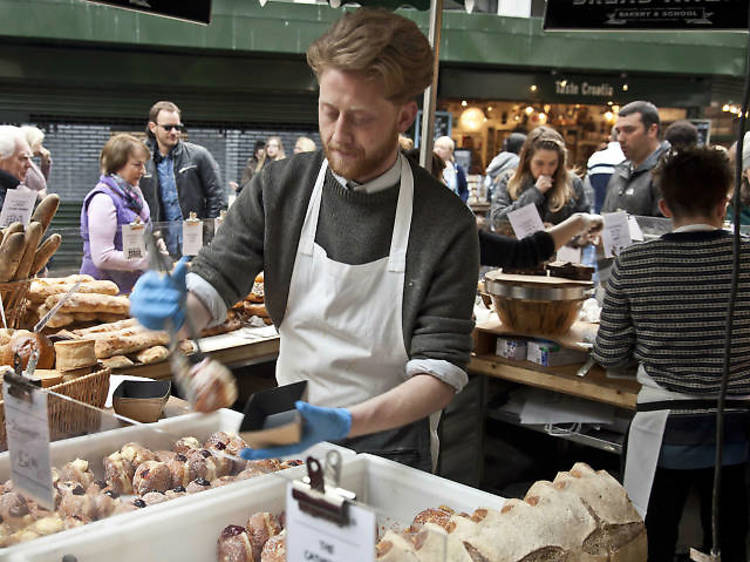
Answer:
top-left (276, 154), bottom-right (437, 470)
top-left (624, 365), bottom-right (749, 519)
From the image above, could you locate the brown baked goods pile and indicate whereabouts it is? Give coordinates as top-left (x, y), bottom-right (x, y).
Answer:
top-left (217, 512), bottom-right (286, 562)
top-left (376, 463), bottom-right (646, 562)
top-left (0, 431), bottom-right (301, 548)
top-left (0, 194), bottom-right (61, 283)
top-left (546, 261), bottom-right (595, 281)
top-left (231, 272), bottom-right (271, 326)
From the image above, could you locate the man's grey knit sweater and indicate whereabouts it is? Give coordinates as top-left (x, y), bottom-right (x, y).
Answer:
top-left (190, 150), bottom-right (480, 383)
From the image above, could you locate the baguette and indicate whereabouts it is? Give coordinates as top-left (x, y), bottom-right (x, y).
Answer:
top-left (33, 274), bottom-right (94, 286)
top-left (30, 194), bottom-right (60, 237)
top-left (94, 331), bottom-right (169, 359)
top-left (100, 355), bottom-right (134, 369)
top-left (72, 318), bottom-right (138, 336)
top-left (3, 222), bottom-right (24, 237)
top-left (98, 313), bottom-right (129, 323)
top-left (0, 232), bottom-right (27, 282)
top-left (28, 279), bottom-right (119, 304)
top-left (43, 293), bottom-right (130, 315)
top-left (31, 233), bottom-right (62, 276)
top-left (13, 221), bottom-right (43, 281)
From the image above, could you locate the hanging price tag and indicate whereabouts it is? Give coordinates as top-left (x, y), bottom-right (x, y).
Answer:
top-left (182, 217), bottom-right (203, 256)
top-left (556, 245), bottom-right (582, 264)
top-left (122, 222), bottom-right (146, 261)
top-left (0, 187), bottom-right (36, 227)
top-left (214, 210), bottom-right (227, 235)
top-left (2, 373), bottom-right (54, 510)
top-left (286, 482), bottom-right (375, 562)
top-left (601, 211), bottom-right (633, 258)
top-left (507, 203), bottom-right (545, 240)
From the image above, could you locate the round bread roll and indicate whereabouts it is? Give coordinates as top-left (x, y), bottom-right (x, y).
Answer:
top-left (2, 331), bottom-right (54, 370)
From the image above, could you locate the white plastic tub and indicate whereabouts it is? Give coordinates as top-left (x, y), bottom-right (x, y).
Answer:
top-left (0, 409), bottom-right (353, 560)
top-left (8, 453), bottom-right (506, 562)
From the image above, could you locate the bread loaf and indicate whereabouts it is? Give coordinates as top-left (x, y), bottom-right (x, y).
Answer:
top-left (94, 331), bottom-right (169, 359)
top-left (43, 293), bottom-right (129, 315)
top-left (31, 233), bottom-right (62, 276)
top-left (134, 345), bottom-right (169, 364)
top-left (54, 339), bottom-right (97, 372)
top-left (100, 355), bottom-right (134, 369)
top-left (28, 279), bottom-right (119, 305)
top-left (30, 194), bottom-right (60, 237)
top-left (0, 232), bottom-right (26, 282)
top-left (13, 221), bottom-right (43, 281)
top-left (72, 318), bottom-right (138, 336)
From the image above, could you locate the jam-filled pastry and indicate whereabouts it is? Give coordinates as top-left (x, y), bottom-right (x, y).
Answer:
top-left (60, 458), bottom-right (96, 489)
top-left (63, 515), bottom-right (87, 530)
top-left (86, 480), bottom-right (116, 497)
top-left (186, 449), bottom-right (219, 482)
top-left (102, 452), bottom-right (134, 494)
top-left (164, 486), bottom-right (187, 500)
top-left (133, 461), bottom-right (172, 495)
top-left (260, 529), bottom-right (287, 562)
top-left (58, 486), bottom-right (98, 522)
top-left (173, 436), bottom-right (201, 455)
top-left (250, 458), bottom-right (281, 473)
top-left (0, 522), bottom-right (10, 548)
top-left (278, 459), bottom-right (304, 470)
top-left (211, 475), bottom-right (237, 489)
top-left (217, 524), bottom-right (254, 562)
top-left (235, 463), bottom-right (270, 481)
top-left (246, 512), bottom-right (282, 561)
top-left (5, 515), bottom-right (65, 546)
top-left (186, 478), bottom-right (212, 494)
top-left (141, 491), bottom-right (170, 506)
top-left (167, 453), bottom-right (191, 488)
top-left (0, 492), bottom-right (33, 530)
top-left (119, 442), bottom-right (156, 470)
top-left (205, 431), bottom-right (248, 472)
top-left (185, 357), bottom-right (238, 413)
top-left (154, 449), bottom-right (178, 463)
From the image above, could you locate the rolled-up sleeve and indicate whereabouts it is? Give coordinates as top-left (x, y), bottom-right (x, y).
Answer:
top-left (407, 358), bottom-right (468, 393)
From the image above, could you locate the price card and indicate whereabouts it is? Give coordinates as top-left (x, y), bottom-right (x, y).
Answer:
top-left (628, 215), bottom-right (645, 241)
top-left (507, 203), bottom-right (545, 240)
top-left (556, 245), bottom-right (582, 264)
top-left (601, 211), bottom-right (633, 258)
top-left (214, 216), bottom-right (223, 234)
top-left (122, 222), bottom-right (146, 261)
top-left (3, 376), bottom-right (54, 510)
top-left (286, 482), bottom-right (376, 562)
top-left (182, 219), bottom-right (203, 256)
top-left (0, 187), bottom-right (36, 227)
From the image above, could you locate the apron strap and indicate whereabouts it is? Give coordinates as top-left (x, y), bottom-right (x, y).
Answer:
top-left (387, 153), bottom-right (413, 273)
top-left (299, 159), bottom-right (329, 257)
top-left (637, 399), bottom-right (750, 412)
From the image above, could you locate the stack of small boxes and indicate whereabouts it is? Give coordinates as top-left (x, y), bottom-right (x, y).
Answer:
top-left (496, 337), bottom-right (587, 367)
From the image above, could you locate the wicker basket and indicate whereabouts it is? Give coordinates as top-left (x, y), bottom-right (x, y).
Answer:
top-left (0, 279), bottom-right (31, 330)
top-left (0, 365), bottom-right (110, 450)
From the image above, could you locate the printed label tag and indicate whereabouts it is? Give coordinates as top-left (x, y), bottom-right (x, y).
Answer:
top-left (182, 219), bottom-right (203, 256)
top-left (3, 379), bottom-right (54, 510)
top-left (508, 203), bottom-right (545, 240)
top-left (556, 245), bottom-right (582, 264)
top-left (602, 211), bottom-right (633, 258)
top-left (122, 223), bottom-right (146, 261)
top-left (0, 188), bottom-right (36, 227)
top-left (286, 482), bottom-right (376, 562)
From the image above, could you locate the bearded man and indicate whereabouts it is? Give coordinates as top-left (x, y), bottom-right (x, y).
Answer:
top-left (130, 8), bottom-right (479, 472)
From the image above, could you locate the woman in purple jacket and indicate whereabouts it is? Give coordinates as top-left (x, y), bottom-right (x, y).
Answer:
top-left (80, 134), bottom-right (151, 294)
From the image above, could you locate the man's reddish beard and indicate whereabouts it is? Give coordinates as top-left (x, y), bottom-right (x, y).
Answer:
top-left (322, 129), bottom-right (399, 182)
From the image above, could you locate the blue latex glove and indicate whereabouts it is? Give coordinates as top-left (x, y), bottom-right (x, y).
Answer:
top-left (240, 401), bottom-right (352, 460)
top-left (129, 257), bottom-right (189, 331)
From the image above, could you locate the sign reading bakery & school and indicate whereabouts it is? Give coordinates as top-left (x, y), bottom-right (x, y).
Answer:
top-left (544, 0), bottom-right (748, 31)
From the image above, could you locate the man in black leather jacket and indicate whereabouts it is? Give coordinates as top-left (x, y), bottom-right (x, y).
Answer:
top-left (140, 101), bottom-right (226, 226)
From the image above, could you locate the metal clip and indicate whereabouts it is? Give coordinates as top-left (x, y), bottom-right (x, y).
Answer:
top-left (3, 370), bottom-right (36, 403)
top-left (291, 451), bottom-right (355, 527)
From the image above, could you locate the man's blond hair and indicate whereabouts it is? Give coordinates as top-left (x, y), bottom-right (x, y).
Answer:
top-left (306, 8), bottom-right (433, 104)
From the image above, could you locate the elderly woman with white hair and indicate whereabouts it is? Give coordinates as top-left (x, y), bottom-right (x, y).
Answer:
top-left (0, 125), bottom-right (32, 207)
top-left (20, 125), bottom-right (50, 199)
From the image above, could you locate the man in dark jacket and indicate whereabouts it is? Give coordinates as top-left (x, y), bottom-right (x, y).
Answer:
top-left (601, 100), bottom-right (669, 217)
top-left (140, 101), bottom-right (226, 253)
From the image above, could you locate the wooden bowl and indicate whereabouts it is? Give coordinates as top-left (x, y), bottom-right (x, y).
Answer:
top-left (484, 271), bottom-right (593, 336)
top-left (113, 380), bottom-right (171, 423)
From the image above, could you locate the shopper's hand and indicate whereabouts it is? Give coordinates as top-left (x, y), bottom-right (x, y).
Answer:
top-left (575, 213), bottom-right (604, 245)
top-left (130, 257), bottom-right (188, 331)
top-left (239, 401), bottom-right (352, 460)
top-left (228, 181), bottom-right (239, 192)
top-left (535, 174), bottom-right (553, 194)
